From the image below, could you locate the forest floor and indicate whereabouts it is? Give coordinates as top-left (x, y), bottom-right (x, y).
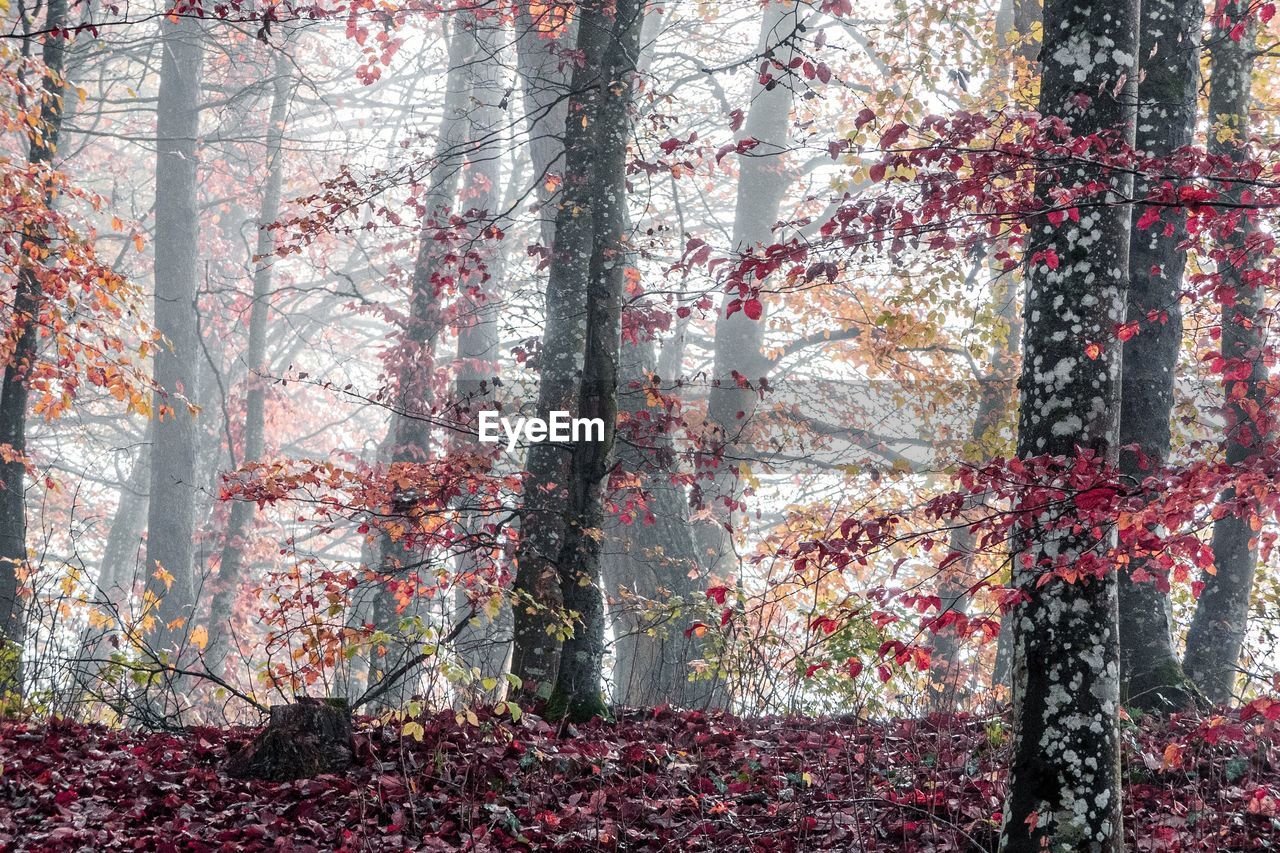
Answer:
top-left (1, 703), bottom-right (1279, 851)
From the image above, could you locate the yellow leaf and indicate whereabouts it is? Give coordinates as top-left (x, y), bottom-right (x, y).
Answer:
top-left (153, 565), bottom-right (174, 590)
top-left (190, 625), bottom-right (208, 651)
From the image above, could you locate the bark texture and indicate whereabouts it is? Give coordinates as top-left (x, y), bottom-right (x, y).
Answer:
top-left (542, 0), bottom-right (643, 722)
top-left (506, 6), bottom-right (577, 695)
top-left (1184, 2), bottom-right (1263, 706)
top-left (999, 0), bottom-right (1137, 849)
top-left (1116, 0), bottom-right (1203, 714)
top-left (144, 15), bottom-right (203, 652)
top-left (0, 0), bottom-right (71, 692)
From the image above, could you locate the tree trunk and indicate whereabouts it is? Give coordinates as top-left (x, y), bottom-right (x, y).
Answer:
top-left (698, 2), bottom-right (798, 576)
top-left (999, 0), bottom-right (1136, 849)
top-left (1116, 0), bottom-right (1203, 714)
top-left (450, 17), bottom-right (513, 698)
top-left (364, 19), bottom-right (476, 709)
top-left (203, 46), bottom-right (295, 674)
top-left (509, 28), bottom-right (603, 696)
top-left (74, 426), bottom-right (151, 697)
top-left (513, 5), bottom-right (574, 251)
top-left (144, 15), bottom-right (203, 654)
top-left (0, 0), bottom-right (70, 694)
top-left (604, 338), bottom-right (709, 708)
top-left (1184, 1), bottom-right (1262, 706)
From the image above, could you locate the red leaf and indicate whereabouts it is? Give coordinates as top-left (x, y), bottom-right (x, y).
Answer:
top-left (743, 298), bottom-right (763, 321)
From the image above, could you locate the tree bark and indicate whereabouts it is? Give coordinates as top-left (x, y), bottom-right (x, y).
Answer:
top-left (1116, 0), bottom-right (1204, 714)
top-left (546, 0), bottom-right (641, 722)
top-left (203, 45), bottom-right (295, 674)
top-left (0, 0), bottom-right (71, 693)
top-left (143, 14), bottom-right (203, 653)
top-left (508, 17), bottom-right (604, 696)
top-left (1184, 1), bottom-right (1262, 706)
top-left (226, 697), bottom-right (353, 781)
top-left (999, 0), bottom-right (1136, 849)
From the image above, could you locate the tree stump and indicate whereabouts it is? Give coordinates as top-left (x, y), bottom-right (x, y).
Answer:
top-left (226, 697), bottom-right (353, 781)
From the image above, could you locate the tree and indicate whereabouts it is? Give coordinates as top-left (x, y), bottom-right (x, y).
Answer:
top-left (698, 1), bottom-right (800, 576)
top-left (450, 16), bottom-right (514, 698)
top-left (511, 0), bottom-right (643, 718)
top-left (143, 10), bottom-right (204, 657)
top-left (999, 0), bottom-right (1137, 848)
top-left (364, 17), bottom-right (479, 708)
top-left (0, 0), bottom-right (71, 693)
top-left (203, 39), bottom-right (296, 673)
top-left (507, 2), bottom-right (580, 696)
top-left (1115, 0), bottom-right (1204, 713)
top-left (1183, 0), bottom-right (1264, 705)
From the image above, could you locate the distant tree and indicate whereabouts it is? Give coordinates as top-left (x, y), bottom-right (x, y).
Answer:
top-left (203, 39), bottom-right (296, 674)
top-left (1115, 0), bottom-right (1204, 713)
top-left (1184, 0), bottom-right (1265, 705)
top-left (143, 10), bottom-right (204, 656)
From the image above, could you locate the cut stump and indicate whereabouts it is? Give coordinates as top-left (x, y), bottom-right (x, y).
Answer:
top-left (226, 697), bottom-right (353, 781)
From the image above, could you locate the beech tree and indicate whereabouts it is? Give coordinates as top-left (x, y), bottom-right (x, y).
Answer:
top-left (1115, 0), bottom-right (1203, 712)
top-left (999, 0), bottom-right (1137, 848)
top-left (202, 41), bottom-right (295, 673)
top-left (513, 0), bottom-right (643, 720)
top-left (0, 0), bottom-right (70, 692)
top-left (1184, 0), bottom-right (1266, 705)
top-left (144, 11), bottom-right (204, 656)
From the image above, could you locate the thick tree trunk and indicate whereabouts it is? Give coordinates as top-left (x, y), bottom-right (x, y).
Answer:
top-left (999, 0), bottom-right (1137, 849)
top-left (1116, 0), bottom-right (1203, 714)
top-left (512, 0), bottom-right (641, 718)
top-left (1184, 2), bottom-right (1262, 706)
top-left (0, 0), bottom-right (70, 694)
top-left (144, 15), bottom-right (203, 653)
top-left (509, 20), bottom-right (604, 695)
top-left (203, 47), bottom-right (294, 674)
